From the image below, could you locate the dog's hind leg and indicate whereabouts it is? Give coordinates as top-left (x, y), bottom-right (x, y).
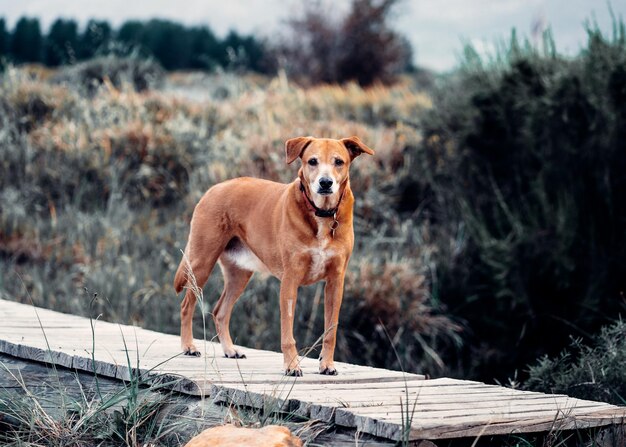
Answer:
top-left (177, 214), bottom-right (231, 356)
top-left (179, 252), bottom-right (220, 356)
top-left (213, 257), bottom-right (253, 359)
top-left (180, 289), bottom-right (203, 356)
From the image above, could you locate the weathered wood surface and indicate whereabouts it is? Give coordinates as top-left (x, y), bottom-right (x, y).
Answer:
top-left (1, 298), bottom-right (624, 442)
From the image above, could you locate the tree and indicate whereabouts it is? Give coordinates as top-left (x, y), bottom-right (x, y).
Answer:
top-left (188, 26), bottom-right (221, 69)
top-left (78, 20), bottom-right (112, 60)
top-left (117, 20), bottom-right (145, 46)
top-left (0, 19), bottom-right (8, 59)
top-left (44, 18), bottom-right (79, 66)
top-left (271, 0), bottom-right (412, 85)
top-left (274, 5), bottom-right (341, 83)
top-left (337, 0), bottom-right (412, 85)
top-left (140, 19), bottom-right (191, 70)
top-left (10, 17), bottom-right (43, 63)
top-left (118, 19), bottom-right (193, 70)
top-left (222, 30), bottom-right (266, 73)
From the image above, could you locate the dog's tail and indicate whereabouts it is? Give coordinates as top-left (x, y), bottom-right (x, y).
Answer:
top-left (173, 257), bottom-right (187, 294)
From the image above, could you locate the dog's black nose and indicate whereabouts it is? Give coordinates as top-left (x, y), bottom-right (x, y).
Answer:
top-left (319, 177), bottom-right (333, 190)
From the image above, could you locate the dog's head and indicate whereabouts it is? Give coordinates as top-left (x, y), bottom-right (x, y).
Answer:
top-left (285, 136), bottom-right (374, 209)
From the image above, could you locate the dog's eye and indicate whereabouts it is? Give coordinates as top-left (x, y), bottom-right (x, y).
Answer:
top-left (308, 158), bottom-right (318, 166)
top-left (334, 159), bottom-right (345, 167)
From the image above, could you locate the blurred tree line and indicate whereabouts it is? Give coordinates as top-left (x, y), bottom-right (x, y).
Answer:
top-left (0, 0), bottom-right (412, 85)
top-left (0, 16), bottom-right (266, 72)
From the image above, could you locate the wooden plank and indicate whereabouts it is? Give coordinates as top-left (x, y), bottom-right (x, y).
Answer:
top-left (181, 368), bottom-right (421, 381)
top-left (337, 401), bottom-right (613, 420)
top-left (239, 391), bottom-right (574, 410)
top-left (405, 407), bottom-right (626, 440)
top-left (206, 377), bottom-right (479, 391)
top-left (0, 339), bottom-right (74, 368)
top-left (335, 404), bottom-right (626, 440)
top-left (216, 380), bottom-right (510, 393)
top-left (212, 384), bottom-right (553, 405)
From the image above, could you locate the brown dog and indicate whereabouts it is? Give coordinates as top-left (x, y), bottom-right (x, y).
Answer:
top-left (174, 136), bottom-right (374, 376)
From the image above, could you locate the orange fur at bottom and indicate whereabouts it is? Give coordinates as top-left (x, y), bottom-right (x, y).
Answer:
top-left (183, 425), bottom-right (302, 447)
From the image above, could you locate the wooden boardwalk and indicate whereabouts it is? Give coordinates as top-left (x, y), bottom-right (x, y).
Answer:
top-left (0, 298), bottom-right (624, 442)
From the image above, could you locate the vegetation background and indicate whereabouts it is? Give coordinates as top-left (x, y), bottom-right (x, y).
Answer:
top-left (1, 0), bottom-right (625, 407)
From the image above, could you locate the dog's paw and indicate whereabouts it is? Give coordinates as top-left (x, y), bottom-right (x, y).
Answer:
top-left (319, 357), bottom-right (337, 375)
top-left (224, 350), bottom-right (246, 359)
top-left (320, 367), bottom-right (338, 376)
top-left (183, 347), bottom-right (201, 357)
top-left (285, 368), bottom-right (303, 377)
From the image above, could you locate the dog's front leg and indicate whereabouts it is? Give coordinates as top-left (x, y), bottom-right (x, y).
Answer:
top-left (280, 278), bottom-right (302, 376)
top-left (319, 270), bottom-right (345, 375)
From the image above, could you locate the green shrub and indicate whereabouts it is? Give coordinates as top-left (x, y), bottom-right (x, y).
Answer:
top-left (525, 320), bottom-right (626, 405)
top-left (413, 22), bottom-right (626, 381)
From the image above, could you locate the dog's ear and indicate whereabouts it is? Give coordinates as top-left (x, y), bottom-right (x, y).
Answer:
top-left (285, 136), bottom-right (313, 164)
top-left (341, 136), bottom-right (375, 160)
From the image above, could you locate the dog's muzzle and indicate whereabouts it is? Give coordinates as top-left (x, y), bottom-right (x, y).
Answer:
top-left (317, 177), bottom-right (334, 195)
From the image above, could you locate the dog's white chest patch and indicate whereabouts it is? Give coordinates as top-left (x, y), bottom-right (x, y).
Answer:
top-left (225, 246), bottom-right (271, 274)
top-left (307, 231), bottom-right (335, 279)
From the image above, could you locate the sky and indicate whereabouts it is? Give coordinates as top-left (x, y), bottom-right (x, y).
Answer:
top-left (0, 0), bottom-right (622, 72)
